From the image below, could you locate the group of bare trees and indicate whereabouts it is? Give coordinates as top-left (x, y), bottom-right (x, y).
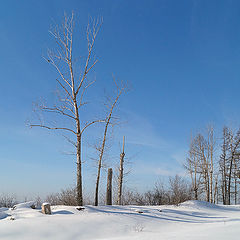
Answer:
top-left (30, 13), bottom-right (128, 206)
top-left (219, 127), bottom-right (240, 205)
top-left (185, 125), bottom-right (240, 205)
top-left (185, 126), bottom-right (216, 203)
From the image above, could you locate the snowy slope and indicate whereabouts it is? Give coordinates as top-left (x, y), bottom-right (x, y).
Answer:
top-left (0, 200), bottom-right (240, 240)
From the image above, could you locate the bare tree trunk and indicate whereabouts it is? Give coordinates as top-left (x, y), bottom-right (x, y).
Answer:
top-left (94, 115), bottom-right (110, 206)
top-left (76, 135), bottom-right (83, 206)
top-left (106, 168), bottom-right (113, 205)
top-left (227, 156), bottom-right (234, 205)
top-left (221, 129), bottom-right (227, 205)
top-left (221, 169), bottom-right (226, 204)
top-left (205, 175), bottom-right (210, 202)
top-left (117, 136), bottom-right (125, 205)
top-left (94, 126), bottom-right (107, 206)
top-left (222, 153), bottom-right (227, 205)
top-left (210, 172), bottom-right (213, 203)
top-left (203, 157), bottom-right (210, 202)
top-left (213, 176), bottom-right (218, 204)
top-left (194, 153), bottom-right (198, 200)
top-left (234, 176), bottom-right (237, 205)
top-left (73, 84), bottom-right (83, 205)
top-left (198, 135), bottom-right (210, 202)
top-left (210, 140), bottom-right (214, 203)
top-left (94, 166), bottom-right (101, 206)
top-left (205, 160), bottom-right (210, 202)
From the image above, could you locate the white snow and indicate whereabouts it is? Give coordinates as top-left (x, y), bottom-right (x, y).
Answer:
top-left (42, 202), bottom-right (50, 206)
top-left (0, 200), bottom-right (240, 239)
top-left (12, 201), bottom-right (36, 209)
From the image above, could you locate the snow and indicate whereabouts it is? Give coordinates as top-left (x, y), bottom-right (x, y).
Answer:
top-left (12, 201), bottom-right (36, 209)
top-left (42, 202), bottom-right (50, 206)
top-left (0, 200), bottom-right (240, 239)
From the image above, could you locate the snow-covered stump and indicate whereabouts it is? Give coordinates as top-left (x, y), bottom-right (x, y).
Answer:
top-left (41, 203), bottom-right (51, 215)
top-left (106, 168), bottom-right (113, 205)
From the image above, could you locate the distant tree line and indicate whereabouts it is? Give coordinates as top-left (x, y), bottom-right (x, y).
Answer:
top-left (36, 174), bottom-right (192, 207)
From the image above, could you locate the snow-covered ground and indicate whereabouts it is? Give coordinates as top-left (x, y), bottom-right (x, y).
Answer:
top-left (0, 200), bottom-right (240, 239)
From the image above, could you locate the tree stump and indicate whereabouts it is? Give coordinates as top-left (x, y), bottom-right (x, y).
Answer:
top-left (41, 203), bottom-right (51, 215)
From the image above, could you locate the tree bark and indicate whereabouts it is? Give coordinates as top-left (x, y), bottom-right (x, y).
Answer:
top-left (76, 135), bottom-right (83, 206)
top-left (94, 120), bottom-right (109, 206)
top-left (106, 168), bottom-right (113, 205)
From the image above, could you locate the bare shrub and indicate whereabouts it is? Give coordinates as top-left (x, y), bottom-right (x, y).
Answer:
top-left (34, 196), bottom-right (42, 208)
top-left (145, 180), bottom-right (170, 205)
top-left (121, 189), bottom-right (145, 205)
top-left (169, 175), bottom-right (192, 205)
top-left (0, 194), bottom-right (17, 208)
top-left (121, 176), bottom-right (192, 206)
top-left (45, 187), bottom-right (77, 206)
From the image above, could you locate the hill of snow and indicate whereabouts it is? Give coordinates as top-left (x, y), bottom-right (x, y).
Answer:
top-left (0, 200), bottom-right (240, 239)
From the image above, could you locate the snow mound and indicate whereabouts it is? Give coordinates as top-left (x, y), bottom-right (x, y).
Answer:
top-left (13, 201), bottom-right (36, 209)
top-left (180, 200), bottom-right (221, 209)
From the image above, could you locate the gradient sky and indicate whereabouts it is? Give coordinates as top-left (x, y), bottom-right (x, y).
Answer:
top-left (1, 0), bottom-right (240, 200)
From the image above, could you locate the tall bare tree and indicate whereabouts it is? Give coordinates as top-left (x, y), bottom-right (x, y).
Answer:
top-left (94, 80), bottom-right (126, 206)
top-left (206, 126), bottom-right (215, 203)
top-left (185, 135), bottom-right (202, 200)
top-left (219, 127), bottom-right (228, 204)
top-left (30, 13), bottom-right (103, 206)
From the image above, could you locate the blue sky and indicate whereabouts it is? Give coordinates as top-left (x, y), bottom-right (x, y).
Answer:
top-left (1, 0), bottom-right (240, 199)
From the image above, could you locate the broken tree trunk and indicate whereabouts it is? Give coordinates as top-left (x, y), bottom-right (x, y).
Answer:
top-left (117, 136), bottom-right (125, 205)
top-left (106, 168), bottom-right (113, 205)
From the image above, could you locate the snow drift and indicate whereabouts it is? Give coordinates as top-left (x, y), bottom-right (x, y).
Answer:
top-left (0, 200), bottom-right (240, 240)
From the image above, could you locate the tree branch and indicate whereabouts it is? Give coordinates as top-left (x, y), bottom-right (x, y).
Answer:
top-left (40, 106), bottom-right (76, 119)
top-left (30, 124), bottom-right (77, 134)
top-left (81, 120), bottom-right (105, 134)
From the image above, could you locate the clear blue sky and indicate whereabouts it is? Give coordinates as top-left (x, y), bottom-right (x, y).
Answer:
top-left (1, 0), bottom-right (240, 200)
